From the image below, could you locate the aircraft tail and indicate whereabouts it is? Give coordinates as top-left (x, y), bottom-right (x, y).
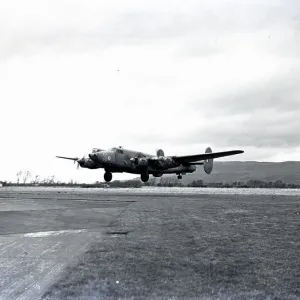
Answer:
top-left (203, 147), bottom-right (213, 174)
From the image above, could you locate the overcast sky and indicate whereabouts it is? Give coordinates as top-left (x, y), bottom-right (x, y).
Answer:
top-left (1, 0), bottom-right (300, 183)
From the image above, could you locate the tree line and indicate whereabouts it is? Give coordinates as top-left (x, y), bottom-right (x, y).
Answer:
top-left (0, 171), bottom-right (299, 189)
top-left (1, 171), bottom-right (80, 187)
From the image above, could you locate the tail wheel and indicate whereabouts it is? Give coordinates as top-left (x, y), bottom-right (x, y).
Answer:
top-left (104, 172), bottom-right (112, 182)
top-left (141, 173), bottom-right (149, 183)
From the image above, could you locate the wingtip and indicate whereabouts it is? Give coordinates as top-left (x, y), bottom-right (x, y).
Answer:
top-left (235, 150), bottom-right (244, 154)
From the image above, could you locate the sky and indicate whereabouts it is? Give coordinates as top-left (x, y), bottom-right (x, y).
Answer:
top-left (1, 0), bottom-right (300, 183)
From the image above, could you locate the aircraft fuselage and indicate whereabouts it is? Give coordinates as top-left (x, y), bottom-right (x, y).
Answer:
top-left (85, 147), bottom-right (196, 176)
top-left (57, 145), bottom-right (244, 183)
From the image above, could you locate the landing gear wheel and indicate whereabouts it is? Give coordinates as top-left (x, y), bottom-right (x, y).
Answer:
top-left (177, 175), bottom-right (182, 180)
top-left (141, 173), bottom-right (149, 183)
top-left (104, 172), bottom-right (112, 182)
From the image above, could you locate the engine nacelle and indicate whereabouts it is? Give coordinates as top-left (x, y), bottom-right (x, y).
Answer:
top-left (79, 158), bottom-right (98, 169)
top-left (152, 156), bottom-right (177, 169)
top-left (204, 147), bottom-right (213, 174)
top-left (130, 157), bottom-right (149, 169)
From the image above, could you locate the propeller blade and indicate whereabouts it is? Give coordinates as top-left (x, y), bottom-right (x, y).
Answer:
top-left (56, 156), bottom-right (79, 161)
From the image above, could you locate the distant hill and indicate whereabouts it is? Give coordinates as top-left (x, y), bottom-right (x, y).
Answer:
top-left (180, 161), bottom-right (300, 185)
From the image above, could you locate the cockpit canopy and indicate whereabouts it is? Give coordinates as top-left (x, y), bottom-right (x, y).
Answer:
top-left (109, 146), bottom-right (124, 153)
top-left (92, 148), bottom-right (102, 153)
top-left (92, 146), bottom-right (123, 153)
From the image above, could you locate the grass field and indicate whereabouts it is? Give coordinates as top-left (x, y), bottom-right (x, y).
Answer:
top-left (35, 191), bottom-right (300, 300)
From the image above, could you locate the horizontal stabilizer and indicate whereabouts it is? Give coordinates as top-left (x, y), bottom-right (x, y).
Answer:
top-left (172, 150), bottom-right (244, 164)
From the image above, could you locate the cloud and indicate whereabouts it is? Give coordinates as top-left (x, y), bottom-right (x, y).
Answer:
top-left (196, 65), bottom-right (300, 115)
top-left (184, 69), bottom-right (300, 148)
top-left (130, 64), bottom-right (300, 151)
top-left (1, 0), bottom-right (300, 182)
top-left (1, 0), bottom-right (300, 60)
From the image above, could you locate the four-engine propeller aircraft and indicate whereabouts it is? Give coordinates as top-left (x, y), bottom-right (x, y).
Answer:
top-left (56, 146), bottom-right (244, 183)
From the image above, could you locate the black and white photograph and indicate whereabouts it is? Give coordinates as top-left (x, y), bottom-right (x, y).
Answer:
top-left (1, 0), bottom-right (300, 299)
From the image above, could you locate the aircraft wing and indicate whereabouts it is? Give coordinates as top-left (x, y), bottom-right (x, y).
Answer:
top-left (56, 156), bottom-right (79, 161)
top-left (172, 150), bottom-right (244, 164)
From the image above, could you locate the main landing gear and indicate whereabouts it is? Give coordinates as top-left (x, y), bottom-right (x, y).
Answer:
top-left (104, 171), bottom-right (112, 182)
top-left (141, 173), bottom-right (149, 183)
top-left (177, 174), bottom-right (182, 180)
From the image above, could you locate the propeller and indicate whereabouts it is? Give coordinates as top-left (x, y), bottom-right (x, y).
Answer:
top-left (76, 155), bottom-right (86, 169)
top-left (56, 155), bottom-right (86, 169)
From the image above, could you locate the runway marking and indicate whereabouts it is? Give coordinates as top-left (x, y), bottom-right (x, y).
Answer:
top-left (0, 230), bottom-right (101, 300)
top-left (23, 229), bottom-right (88, 238)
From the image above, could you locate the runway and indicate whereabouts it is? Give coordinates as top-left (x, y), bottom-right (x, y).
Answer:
top-left (0, 187), bottom-right (300, 299)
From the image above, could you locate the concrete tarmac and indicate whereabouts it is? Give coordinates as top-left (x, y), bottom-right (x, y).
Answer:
top-left (1, 187), bottom-right (300, 300)
top-left (0, 188), bottom-right (132, 300)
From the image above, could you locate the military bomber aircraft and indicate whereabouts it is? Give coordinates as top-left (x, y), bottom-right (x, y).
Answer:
top-left (56, 146), bottom-right (244, 183)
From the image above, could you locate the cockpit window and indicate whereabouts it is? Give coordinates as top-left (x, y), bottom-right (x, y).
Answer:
top-left (92, 148), bottom-right (101, 153)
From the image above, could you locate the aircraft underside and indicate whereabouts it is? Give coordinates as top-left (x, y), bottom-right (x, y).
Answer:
top-left (103, 165), bottom-right (197, 183)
